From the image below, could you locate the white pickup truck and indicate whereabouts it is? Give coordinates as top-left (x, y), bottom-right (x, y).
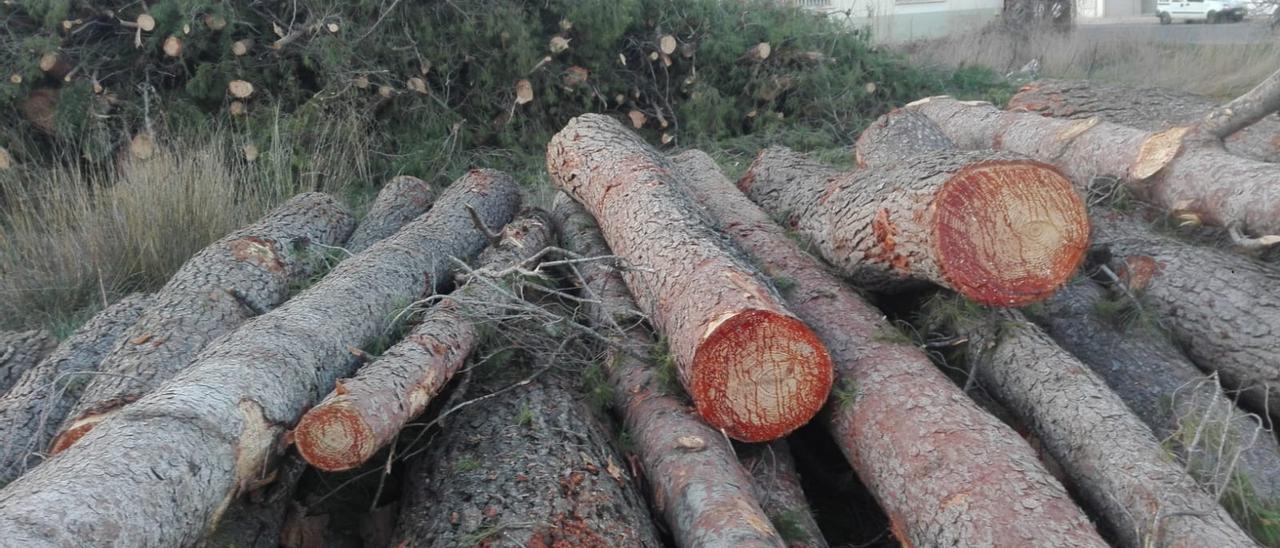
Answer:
top-left (1156, 0), bottom-right (1248, 23)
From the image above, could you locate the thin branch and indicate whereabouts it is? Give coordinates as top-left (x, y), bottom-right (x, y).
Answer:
top-left (465, 204), bottom-right (502, 245)
top-left (1197, 67), bottom-right (1280, 141)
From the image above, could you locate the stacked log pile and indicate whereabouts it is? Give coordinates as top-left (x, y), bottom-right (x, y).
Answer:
top-left (1, 68), bottom-right (1280, 547)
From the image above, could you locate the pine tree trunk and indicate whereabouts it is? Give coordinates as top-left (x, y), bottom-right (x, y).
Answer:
top-left (906, 95), bottom-right (1280, 237)
top-left (0, 294), bottom-right (151, 487)
top-left (964, 310), bottom-right (1255, 547)
top-left (1007, 79), bottom-right (1280, 163)
top-left (0, 330), bottom-right (55, 395)
top-left (671, 150), bottom-right (1106, 547)
top-left (546, 113), bottom-right (833, 443)
top-left (1029, 277), bottom-right (1280, 540)
top-left (853, 108), bottom-right (956, 168)
top-left (293, 211), bottom-right (553, 471)
top-left (346, 175), bottom-right (439, 253)
top-left (739, 146), bottom-right (1090, 307)
top-left (552, 193), bottom-right (789, 548)
top-left (52, 193), bottom-right (357, 453)
top-left (1092, 211), bottom-right (1280, 425)
top-left (0, 170), bottom-right (521, 547)
top-left (737, 441), bottom-right (828, 548)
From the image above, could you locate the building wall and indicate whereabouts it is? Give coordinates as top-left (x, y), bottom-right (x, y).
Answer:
top-left (798, 0), bottom-right (1002, 42)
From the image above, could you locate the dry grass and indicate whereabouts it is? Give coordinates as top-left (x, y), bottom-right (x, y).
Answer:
top-left (901, 25), bottom-right (1280, 98)
top-left (0, 114), bottom-right (370, 334)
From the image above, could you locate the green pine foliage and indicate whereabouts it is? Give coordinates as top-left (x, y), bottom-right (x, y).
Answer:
top-left (1, 0), bottom-right (1010, 183)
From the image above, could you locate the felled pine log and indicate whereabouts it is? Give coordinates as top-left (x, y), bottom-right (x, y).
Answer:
top-left (671, 150), bottom-right (1106, 547)
top-left (51, 193), bottom-right (357, 453)
top-left (1008, 79), bottom-right (1280, 163)
top-left (1029, 277), bottom-right (1280, 539)
top-left (393, 209), bottom-right (660, 547)
top-left (0, 294), bottom-right (151, 486)
top-left (552, 194), bottom-right (789, 547)
top-left (739, 145), bottom-right (1089, 306)
top-left (0, 170), bottom-right (520, 547)
top-left (346, 175), bottom-right (438, 253)
top-left (906, 69), bottom-right (1280, 242)
top-left (547, 113), bottom-right (833, 442)
top-left (1091, 210), bottom-right (1280, 425)
top-left (292, 210), bottom-right (551, 471)
top-left (958, 309), bottom-right (1255, 547)
top-left (737, 441), bottom-right (828, 548)
top-left (853, 107), bottom-right (956, 168)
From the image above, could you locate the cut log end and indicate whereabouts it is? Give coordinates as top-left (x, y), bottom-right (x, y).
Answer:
top-left (293, 400), bottom-right (375, 472)
top-left (933, 160), bottom-right (1089, 307)
top-left (690, 309), bottom-right (833, 442)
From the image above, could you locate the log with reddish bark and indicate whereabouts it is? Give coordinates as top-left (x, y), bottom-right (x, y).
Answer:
top-left (1091, 211), bottom-right (1280, 424)
top-left (346, 175), bottom-right (439, 253)
top-left (551, 193), bottom-right (788, 547)
top-left (738, 145), bottom-right (1090, 307)
top-left (853, 108), bottom-right (956, 168)
top-left (737, 441), bottom-right (827, 548)
top-left (1028, 277), bottom-right (1280, 539)
top-left (0, 170), bottom-right (521, 547)
top-left (671, 150), bottom-right (1106, 547)
top-left (546, 113), bottom-right (834, 443)
top-left (1007, 79), bottom-right (1280, 163)
top-left (0, 294), bottom-right (151, 486)
top-left (0, 330), bottom-right (55, 395)
top-left (50, 193), bottom-right (357, 453)
top-left (293, 210), bottom-right (553, 472)
top-left (905, 88), bottom-right (1280, 240)
top-left (958, 308), bottom-right (1255, 547)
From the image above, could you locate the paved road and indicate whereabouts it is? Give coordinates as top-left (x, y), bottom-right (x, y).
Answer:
top-left (1077, 16), bottom-right (1277, 43)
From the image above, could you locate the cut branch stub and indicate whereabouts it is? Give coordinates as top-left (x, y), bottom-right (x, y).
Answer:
top-left (547, 114), bottom-right (833, 442)
top-left (228, 80), bottom-right (254, 99)
top-left (293, 211), bottom-right (554, 471)
top-left (740, 146), bottom-right (1089, 306)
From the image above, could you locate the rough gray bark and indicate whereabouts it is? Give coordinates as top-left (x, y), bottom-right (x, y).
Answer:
top-left (347, 175), bottom-right (439, 253)
top-left (854, 108), bottom-right (956, 168)
top-left (739, 145), bottom-right (1090, 307)
top-left (672, 151), bottom-right (1105, 548)
top-left (0, 294), bottom-right (151, 487)
top-left (394, 368), bottom-right (662, 548)
top-left (294, 210), bottom-right (553, 471)
top-left (1029, 277), bottom-right (1280, 541)
top-left (965, 310), bottom-right (1255, 548)
top-left (52, 192), bottom-right (357, 453)
top-left (1092, 211), bottom-right (1280, 425)
top-left (1008, 79), bottom-right (1280, 163)
top-left (906, 95), bottom-right (1280, 238)
top-left (0, 330), bottom-right (55, 395)
top-left (0, 169), bottom-right (521, 547)
top-left (552, 193), bottom-right (787, 548)
top-left (737, 441), bottom-right (827, 548)
top-left (547, 113), bottom-right (833, 443)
